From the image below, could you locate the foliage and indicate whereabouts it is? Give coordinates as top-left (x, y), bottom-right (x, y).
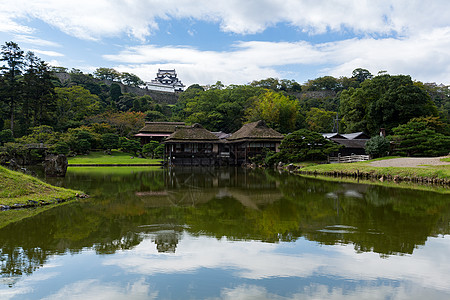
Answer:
top-left (174, 84), bottom-right (263, 133)
top-left (390, 117), bottom-right (450, 157)
top-left (49, 141), bottom-right (70, 155)
top-left (121, 72), bottom-right (144, 87)
top-left (246, 90), bottom-right (300, 133)
top-left (102, 133), bottom-right (119, 151)
top-left (85, 111), bottom-right (145, 137)
top-left (0, 129), bottom-right (14, 145)
top-left (267, 129), bottom-right (342, 164)
top-left (365, 135), bottom-right (390, 158)
top-left (305, 107), bottom-right (337, 132)
top-left (0, 41), bottom-right (24, 133)
top-left (250, 78), bottom-right (302, 92)
top-left (352, 68), bottom-right (373, 83)
top-left (142, 141), bottom-right (164, 159)
top-left (340, 74), bottom-right (438, 135)
top-left (93, 67), bottom-right (121, 81)
top-left (119, 137), bottom-right (141, 156)
top-left (54, 86), bottom-right (101, 130)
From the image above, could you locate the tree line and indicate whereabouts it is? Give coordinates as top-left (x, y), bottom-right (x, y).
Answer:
top-left (1, 41), bottom-right (449, 161)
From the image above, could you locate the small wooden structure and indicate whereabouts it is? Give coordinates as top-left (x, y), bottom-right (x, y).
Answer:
top-left (164, 124), bottom-right (221, 166)
top-left (135, 122), bottom-right (185, 144)
top-left (227, 121), bottom-right (284, 165)
top-left (322, 131), bottom-right (370, 157)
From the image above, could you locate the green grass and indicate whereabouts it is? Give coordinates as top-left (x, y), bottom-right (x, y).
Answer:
top-left (68, 166), bottom-right (162, 175)
top-left (299, 158), bottom-right (450, 179)
top-left (0, 166), bottom-right (81, 206)
top-left (68, 150), bottom-right (162, 165)
top-left (442, 157), bottom-right (450, 162)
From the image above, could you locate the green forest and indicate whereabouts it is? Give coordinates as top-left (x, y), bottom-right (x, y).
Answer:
top-left (1, 41), bottom-right (449, 161)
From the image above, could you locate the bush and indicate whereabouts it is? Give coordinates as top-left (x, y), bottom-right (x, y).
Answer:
top-left (365, 135), bottom-right (390, 158)
top-left (102, 133), bottom-right (119, 151)
top-left (142, 141), bottom-right (163, 158)
top-left (49, 141), bottom-right (70, 155)
top-left (119, 137), bottom-right (141, 155)
top-left (0, 129), bottom-right (15, 145)
top-left (268, 129), bottom-right (342, 163)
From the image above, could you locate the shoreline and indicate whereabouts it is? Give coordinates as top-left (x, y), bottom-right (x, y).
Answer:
top-left (282, 156), bottom-right (450, 187)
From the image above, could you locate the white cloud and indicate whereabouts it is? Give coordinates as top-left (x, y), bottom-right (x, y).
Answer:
top-left (1, 1), bottom-right (450, 40)
top-left (103, 233), bottom-right (450, 294)
top-left (14, 35), bottom-right (61, 48)
top-left (42, 278), bottom-right (157, 300)
top-left (105, 28), bottom-right (450, 86)
top-left (30, 49), bottom-right (65, 57)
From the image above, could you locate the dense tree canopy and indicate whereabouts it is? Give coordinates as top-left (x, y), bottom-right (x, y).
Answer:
top-left (340, 74), bottom-right (438, 135)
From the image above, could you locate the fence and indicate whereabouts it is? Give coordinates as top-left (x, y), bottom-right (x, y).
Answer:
top-left (328, 154), bottom-right (370, 163)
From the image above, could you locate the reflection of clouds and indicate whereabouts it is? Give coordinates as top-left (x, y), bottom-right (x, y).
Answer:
top-left (42, 278), bottom-right (157, 300)
top-left (104, 233), bottom-right (450, 294)
top-left (0, 271), bottom-right (59, 299)
top-left (211, 283), bottom-right (448, 300)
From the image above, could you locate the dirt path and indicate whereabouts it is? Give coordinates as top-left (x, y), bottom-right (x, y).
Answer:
top-left (369, 156), bottom-right (450, 168)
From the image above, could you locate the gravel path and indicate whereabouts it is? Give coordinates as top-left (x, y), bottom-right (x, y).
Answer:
top-left (369, 156), bottom-right (450, 168)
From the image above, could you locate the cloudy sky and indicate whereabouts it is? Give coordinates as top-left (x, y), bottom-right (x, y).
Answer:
top-left (1, 0), bottom-right (449, 86)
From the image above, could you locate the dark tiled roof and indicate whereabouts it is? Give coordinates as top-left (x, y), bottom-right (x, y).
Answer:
top-left (139, 122), bottom-right (185, 133)
top-left (165, 124), bottom-right (220, 143)
top-left (332, 139), bottom-right (368, 149)
top-left (227, 120), bottom-right (284, 142)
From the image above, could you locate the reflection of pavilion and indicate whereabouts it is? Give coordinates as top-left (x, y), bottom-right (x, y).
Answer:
top-left (135, 167), bottom-right (282, 209)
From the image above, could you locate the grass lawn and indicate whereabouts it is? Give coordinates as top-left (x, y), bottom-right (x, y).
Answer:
top-left (0, 166), bottom-right (81, 207)
top-left (442, 157), bottom-right (450, 162)
top-left (68, 150), bottom-right (162, 165)
top-left (68, 166), bottom-right (162, 175)
top-left (299, 158), bottom-right (450, 180)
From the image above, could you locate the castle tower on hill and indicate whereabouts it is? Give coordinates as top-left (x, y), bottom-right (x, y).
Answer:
top-left (145, 69), bottom-right (185, 92)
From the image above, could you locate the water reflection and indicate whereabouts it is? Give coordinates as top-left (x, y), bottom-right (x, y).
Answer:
top-left (1, 167), bottom-right (449, 298)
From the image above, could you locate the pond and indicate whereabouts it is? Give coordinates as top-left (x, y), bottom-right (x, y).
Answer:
top-left (1, 167), bottom-right (449, 299)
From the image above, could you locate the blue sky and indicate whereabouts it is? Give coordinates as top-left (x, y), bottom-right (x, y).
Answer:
top-left (1, 0), bottom-right (449, 87)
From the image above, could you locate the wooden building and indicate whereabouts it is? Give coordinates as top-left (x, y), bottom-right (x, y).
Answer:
top-left (322, 131), bottom-right (370, 156)
top-left (135, 122), bottom-right (185, 144)
top-left (164, 124), bottom-right (222, 166)
top-left (226, 120), bottom-right (284, 165)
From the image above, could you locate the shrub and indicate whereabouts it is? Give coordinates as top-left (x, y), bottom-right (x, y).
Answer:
top-left (365, 135), bottom-right (390, 158)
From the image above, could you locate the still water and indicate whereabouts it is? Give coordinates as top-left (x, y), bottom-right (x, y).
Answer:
top-left (1, 167), bottom-right (449, 299)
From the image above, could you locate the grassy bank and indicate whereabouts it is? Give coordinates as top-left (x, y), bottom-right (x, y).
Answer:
top-left (0, 166), bottom-right (81, 207)
top-left (68, 150), bottom-right (162, 165)
top-left (296, 157), bottom-right (450, 184)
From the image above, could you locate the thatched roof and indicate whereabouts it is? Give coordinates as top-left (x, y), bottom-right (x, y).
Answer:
top-left (227, 120), bottom-right (284, 142)
top-left (164, 124), bottom-right (220, 143)
top-left (139, 122), bottom-right (185, 133)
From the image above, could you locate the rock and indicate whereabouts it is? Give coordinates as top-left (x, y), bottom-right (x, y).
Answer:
top-left (44, 154), bottom-right (68, 177)
top-left (286, 163), bottom-right (295, 172)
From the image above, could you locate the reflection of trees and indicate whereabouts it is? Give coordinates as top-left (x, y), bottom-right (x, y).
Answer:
top-left (275, 173), bottom-right (450, 255)
top-left (1, 167), bottom-right (450, 284)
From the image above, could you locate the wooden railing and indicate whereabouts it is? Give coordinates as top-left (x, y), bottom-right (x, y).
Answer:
top-left (328, 154), bottom-right (370, 163)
